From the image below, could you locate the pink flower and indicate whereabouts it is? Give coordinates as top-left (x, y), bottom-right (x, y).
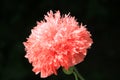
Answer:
top-left (23, 10), bottom-right (93, 78)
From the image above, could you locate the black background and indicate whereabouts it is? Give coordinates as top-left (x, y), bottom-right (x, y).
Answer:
top-left (0, 0), bottom-right (120, 80)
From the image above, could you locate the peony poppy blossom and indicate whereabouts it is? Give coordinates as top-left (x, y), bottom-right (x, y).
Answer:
top-left (23, 10), bottom-right (93, 78)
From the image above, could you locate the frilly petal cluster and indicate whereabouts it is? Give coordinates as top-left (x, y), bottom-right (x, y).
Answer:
top-left (23, 10), bottom-right (93, 78)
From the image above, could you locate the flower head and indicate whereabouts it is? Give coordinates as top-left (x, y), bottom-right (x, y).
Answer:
top-left (23, 10), bottom-right (93, 78)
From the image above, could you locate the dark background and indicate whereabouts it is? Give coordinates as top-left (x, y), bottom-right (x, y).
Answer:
top-left (0, 0), bottom-right (120, 80)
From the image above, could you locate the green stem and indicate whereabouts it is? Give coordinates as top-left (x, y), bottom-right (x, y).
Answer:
top-left (73, 67), bottom-right (85, 80)
top-left (73, 71), bottom-right (79, 80)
